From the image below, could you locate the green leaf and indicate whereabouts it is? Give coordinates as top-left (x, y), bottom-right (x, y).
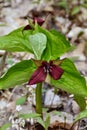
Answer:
top-left (19, 113), bottom-right (41, 119)
top-left (81, 4), bottom-right (87, 9)
top-left (37, 114), bottom-right (50, 130)
top-left (52, 110), bottom-right (62, 116)
top-left (71, 6), bottom-right (80, 15)
top-left (58, 1), bottom-right (68, 8)
top-left (0, 27), bottom-right (33, 53)
top-left (0, 60), bottom-right (36, 89)
top-left (45, 115), bottom-right (50, 130)
top-left (74, 95), bottom-right (86, 111)
top-left (29, 33), bottom-right (47, 60)
top-left (74, 110), bottom-right (87, 122)
top-left (0, 23), bottom-right (6, 26)
top-left (38, 26), bottom-right (71, 60)
top-left (16, 96), bottom-right (26, 105)
top-left (58, 0), bottom-right (69, 13)
top-left (0, 123), bottom-right (11, 130)
top-left (37, 117), bottom-right (45, 128)
top-left (51, 58), bottom-right (87, 97)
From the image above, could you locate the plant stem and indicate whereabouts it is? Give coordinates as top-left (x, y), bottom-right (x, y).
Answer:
top-left (36, 83), bottom-right (42, 116)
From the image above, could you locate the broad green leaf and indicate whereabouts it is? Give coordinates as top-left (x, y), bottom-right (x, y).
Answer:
top-left (0, 60), bottom-right (36, 89)
top-left (74, 95), bottom-right (86, 111)
top-left (38, 26), bottom-right (71, 60)
top-left (0, 123), bottom-right (11, 130)
top-left (16, 96), bottom-right (26, 105)
top-left (29, 33), bottom-right (47, 59)
top-left (71, 6), bottom-right (80, 15)
top-left (74, 110), bottom-right (87, 122)
top-left (19, 113), bottom-right (41, 119)
top-left (51, 58), bottom-right (87, 97)
top-left (0, 27), bottom-right (33, 53)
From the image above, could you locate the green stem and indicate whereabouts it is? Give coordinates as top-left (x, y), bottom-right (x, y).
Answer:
top-left (36, 83), bottom-right (42, 115)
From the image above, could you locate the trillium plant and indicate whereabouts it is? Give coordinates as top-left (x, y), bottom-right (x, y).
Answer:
top-left (0, 17), bottom-right (87, 116)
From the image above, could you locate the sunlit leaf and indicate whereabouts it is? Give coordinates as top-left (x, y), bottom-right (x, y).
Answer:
top-left (0, 60), bottom-right (36, 89)
top-left (0, 27), bottom-right (33, 53)
top-left (75, 110), bottom-right (87, 122)
top-left (71, 6), bottom-right (80, 15)
top-left (37, 26), bottom-right (71, 60)
top-left (16, 96), bottom-right (27, 105)
top-left (74, 95), bottom-right (86, 111)
top-left (19, 113), bottom-right (41, 119)
top-left (29, 33), bottom-right (47, 59)
top-left (51, 58), bottom-right (87, 97)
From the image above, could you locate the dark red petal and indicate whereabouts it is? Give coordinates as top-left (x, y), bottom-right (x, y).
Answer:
top-left (33, 17), bottom-right (44, 26)
top-left (28, 66), bottom-right (47, 85)
top-left (23, 25), bottom-right (32, 30)
top-left (49, 65), bottom-right (64, 80)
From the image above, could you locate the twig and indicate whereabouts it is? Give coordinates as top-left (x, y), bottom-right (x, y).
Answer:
top-left (7, 86), bottom-right (18, 102)
top-left (0, 51), bottom-right (8, 76)
top-left (77, 120), bottom-right (80, 130)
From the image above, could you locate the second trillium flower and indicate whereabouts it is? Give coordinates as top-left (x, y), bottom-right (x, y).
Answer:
top-left (28, 60), bottom-right (64, 85)
top-left (23, 17), bottom-right (44, 31)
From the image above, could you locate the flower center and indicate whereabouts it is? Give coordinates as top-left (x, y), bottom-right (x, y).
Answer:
top-left (42, 61), bottom-right (52, 73)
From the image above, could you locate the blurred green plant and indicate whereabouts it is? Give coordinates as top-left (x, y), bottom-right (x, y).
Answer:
top-left (0, 123), bottom-right (11, 130)
top-left (58, 0), bottom-right (87, 16)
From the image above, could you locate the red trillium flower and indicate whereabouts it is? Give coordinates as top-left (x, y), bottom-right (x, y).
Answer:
top-left (23, 17), bottom-right (44, 31)
top-left (28, 60), bottom-right (64, 85)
